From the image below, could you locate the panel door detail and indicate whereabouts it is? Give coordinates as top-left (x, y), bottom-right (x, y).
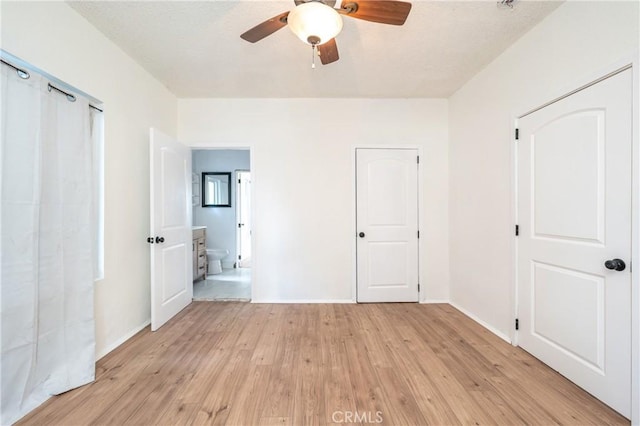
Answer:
top-left (356, 148), bottom-right (419, 302)
top-left (517, 69), bottom-right (632, 418)
top-left (150, 128), bottom-right (193, 331)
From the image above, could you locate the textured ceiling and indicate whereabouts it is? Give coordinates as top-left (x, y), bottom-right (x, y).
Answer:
top-left (68, 0), bottom-right (562, 98)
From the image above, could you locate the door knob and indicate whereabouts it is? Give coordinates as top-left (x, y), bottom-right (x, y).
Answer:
top-left (155, 236), bottom-right (165, 243)
top-left (604, 258), bottom-right (626, 271)
top-left (146, 237), bottom-right (154, 244)
top-left (359, 232), bottom-right (365, 238)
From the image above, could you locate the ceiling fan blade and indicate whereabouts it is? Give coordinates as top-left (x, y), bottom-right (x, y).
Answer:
top-left (338, 1), bottom-right (411, 25)
top-left (240, 11), bottom-right (290, 43)
top-left (318, 38), bottom-right (339, 65)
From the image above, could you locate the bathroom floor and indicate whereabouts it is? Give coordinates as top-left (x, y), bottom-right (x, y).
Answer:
top-left (193, 268), bottom-right (251, 301)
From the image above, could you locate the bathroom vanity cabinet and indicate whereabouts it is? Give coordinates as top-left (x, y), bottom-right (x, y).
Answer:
top-left (192, 227), bottom-right (207, 281)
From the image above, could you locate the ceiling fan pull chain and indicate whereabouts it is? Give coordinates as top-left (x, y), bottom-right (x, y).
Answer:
top-left (311, 44), bottom-right (316, 69)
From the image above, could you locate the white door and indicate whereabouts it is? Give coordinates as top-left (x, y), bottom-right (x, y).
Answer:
top-left (236, 171), bottom-right (251, 268)
top-left (356, 148), bottom-right (419, 302)
top-left (517, 68), bottom-right (632, 417)
top-left (150, 128), bottom-right (193, 331)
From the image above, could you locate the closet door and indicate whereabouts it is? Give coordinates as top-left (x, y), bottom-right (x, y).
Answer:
top-left (356, 148), bottom-right (419, 303)
top-left (517, 69), bottom-right (632, 417)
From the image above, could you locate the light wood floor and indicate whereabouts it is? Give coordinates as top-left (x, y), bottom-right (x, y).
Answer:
top-left (19, 302), bottom-right (628, 425)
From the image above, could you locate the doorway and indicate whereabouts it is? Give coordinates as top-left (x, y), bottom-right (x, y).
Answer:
top-left (515, 68), bottom-right (632, 418)
top-left (191, 149), bottom-right (251, 301)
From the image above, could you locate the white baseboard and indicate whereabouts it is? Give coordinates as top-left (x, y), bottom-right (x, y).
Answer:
top-left (448, 301), bottom-right (511, 344)
top-left (420, 299), bottom-right (450, 304)
top-left (96, 320), bottom-right (150, 361)
top-left (252, 299), bottom-right (355, 304)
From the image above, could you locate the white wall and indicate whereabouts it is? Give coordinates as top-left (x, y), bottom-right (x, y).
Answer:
top-left (179, 99), bottom-right (449, 302)
top-left (193, 149), bottom-right (250, 267)
top-left (1, 2), bottom-right (178, 358)
top-left (449, 1), bottom-right (639, 338)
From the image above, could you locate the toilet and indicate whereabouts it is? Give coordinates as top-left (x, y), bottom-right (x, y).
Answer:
top-left (206, 249), bottom-right (229, 275)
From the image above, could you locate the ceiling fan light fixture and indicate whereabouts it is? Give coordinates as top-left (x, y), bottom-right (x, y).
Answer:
top-left (287, 2), bottom-right (343, 45)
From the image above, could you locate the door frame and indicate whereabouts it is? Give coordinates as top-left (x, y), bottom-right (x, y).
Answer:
top-left (235, 169), bottom-right (251, 268)
top-left (351, 145), bottom-right (424, 303)
top-left (189, 145), bottom-right (255, 297)
top-left (511, 54), bottom-right (639, 423)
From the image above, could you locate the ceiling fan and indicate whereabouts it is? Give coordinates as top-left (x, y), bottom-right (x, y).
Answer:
top-left (240, 0), bottom-right (412, 66)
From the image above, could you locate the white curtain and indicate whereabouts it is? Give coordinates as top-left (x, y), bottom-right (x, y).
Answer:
top-left (1, 64), bottom-right (97, 424)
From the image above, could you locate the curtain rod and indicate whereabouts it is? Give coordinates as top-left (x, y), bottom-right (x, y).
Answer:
top-left (1, 58), bottom-right (30, 79)
top-left (2, 57), bottom-right (103, 112)
top-left (48, 83), bottom-right (77, 102)
top-left (49, 83), bottom-right (103, 112)
top-left (2, 50), bottom-right (102, 105)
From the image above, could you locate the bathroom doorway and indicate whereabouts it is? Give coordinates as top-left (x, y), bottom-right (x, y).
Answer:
top-left (191, 149), bottom-right (252, 301)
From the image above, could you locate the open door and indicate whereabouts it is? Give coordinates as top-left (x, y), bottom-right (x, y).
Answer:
top-left (149, 128), bottom-right (192, 331)
top-left (236, 170), bottom-right (251, 268)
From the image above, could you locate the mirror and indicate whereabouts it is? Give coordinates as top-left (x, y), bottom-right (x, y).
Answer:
top-left (202, 172), bottom-right (231, 207)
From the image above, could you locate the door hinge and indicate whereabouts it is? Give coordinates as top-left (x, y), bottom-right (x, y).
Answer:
top-left (515, 318), bottom-right (519, 330)
top-left (515, 224), bottom-right (519, 236)
top-left (238, 179), bottom-right (241, 184)
top-left (417, 155), bottom-right (420, 164)
top-left (417, 230), bottom-right (420, 239)
top-left (238, 255), bottom-right (242, 260)
top-left (418, 283), bottom-right (420, 292)
top-left (515, 128), bottom-right (519, 140)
